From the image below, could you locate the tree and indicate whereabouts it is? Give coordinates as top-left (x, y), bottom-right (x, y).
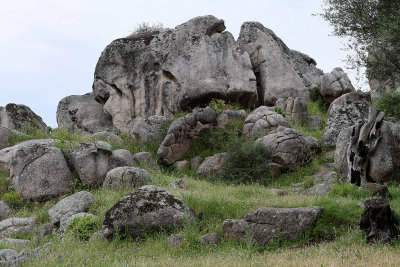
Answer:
top-left (320, 0), bottom-right (400, 88)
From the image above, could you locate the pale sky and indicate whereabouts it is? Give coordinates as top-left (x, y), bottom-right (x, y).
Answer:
top-left (0, 0), bottom-right (367, 127)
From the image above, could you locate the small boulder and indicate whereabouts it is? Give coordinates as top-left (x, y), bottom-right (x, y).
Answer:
top-left (48, 191), bottom-right (93, 225)
top-left (304, 136), bottom-right (321, 154)
top-left (103, 167), bottom-right (152, 190)
top-left (256, 127), bottom-right (312, 174)
top-left (364, 183), bottom-right (392, 199)
top-left (0, 104), bottom-right (47, 132)
top-left (102, 185), bottom-right (195, 240)
top-left (223, 206), bottom-right (323, 246)
top-left (275, 97), bottom-right (308, 124)
top-left (0, 218), bottom-right (36, 239)
top-left (302, 183), bottom-right (334, 196)
top-left (197, 153), bottom-right (227, 177)
top-left (129, 116), bottom-right (169, 143)
top-left (318, 68), bottom-right (355, 104)
top-left (360, 199), bottom-right (400, 243)
top-left (199, 233), bottom-right (221, 246)
top-left (173, 160), bottom-right (189, 171)
top-left (0, 201), bottom-right (13, 221)
top-left (112, 149), bottom-right (135, 167)
top-left (328, 91), bottom-right (370, 113)
top-left (168, 234), bottom-right (186, 248)
top-left (242, 106), bottom-right (289, 138)
top-left (168, 179), bottom-right (189, 190)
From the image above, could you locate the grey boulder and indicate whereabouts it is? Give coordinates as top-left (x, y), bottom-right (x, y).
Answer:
top-left (132, 152), bottom-right (159, 170)
top-left (242, 106), bottom-right (289, 138)
top-left (318, 67), bottom-right (355, 104)
top-left (197, 153), bottom-right (227, 177)
top-left (48, 191), bottom-right (93, 225)
top-left (328, 91), bottom-right (370, 113)
top-left (129, 116), bottom-right (169, 143)
top-left (56, 93), bottom-right (116, 133)
top-left (0, 104), bottom-right (47, 132)
top-left (10, 139), bottom-right (73, 201)
top-left (102, 185), bottom-right (195, 240)
top-left (275, 97), bottom-right (308, 124)
top-left (223, 206), bottom-right (323, 246)
top-left (0, 218), bottom-right (36, 239)
top-left (103, 167), bottom-right (152, 190)
top-left (157, 108), bottom-right (217, 165)
top-left (0, 201), bottom-right (13, 221)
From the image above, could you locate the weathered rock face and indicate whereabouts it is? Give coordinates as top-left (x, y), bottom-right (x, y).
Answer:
top-left (102, 185), bottom-right (195, 240)
top-left (157, 108), bottom-right (217, 165)
top-left (129, 115), bottom-right (168, 143)
top-left (70, 141), bottom-right (128, 187)
top-left (238, 22), bottom-right (321, 106)
top-left (335, 107), bottom-right (400, 184)
top-left (321, 101), bottom-right (371, 147)
top-left (217, 110), bottom-right (246, 129)
top-left (10, 139), bottom-right (73, 201)
top-left (256, 127), bottom-right (312, 173)
top-left (318, 67), bottom-right (355, 104)
top-left (328, 92), bottom-right (370, 113)
top-left (275, 97), bottom-right (308, 124)
top-left (48, 191), bottom-right (93, 226)
top-left (369, 79), bottom-right (400, 101)
top-left (0, 104), bottom-right (47, 132)
top-left (197, 153), bottom-right (227, 177)
top-left (360, 199), bottom-right (400, 243)
top-left (0, 218), bottom-right (36, 239)
top-left (0, 146), bottom-right (14, 172)
top-left (242, 106), bottom-right (289, 138)
top-left (0, 201), bottom-right (13, 222)
top-left (223, 206), bottom-right (323, 246)
top-left (93, 15), bottom-right (257, 133)
top-left (103, 167), bottom-right (152, 190)
top-left (56, 93), bottom-right (116, 133)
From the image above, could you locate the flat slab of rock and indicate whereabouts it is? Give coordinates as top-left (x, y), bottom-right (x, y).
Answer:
top-left (0, 218), bottom-right (36, 239)
top-left (102, 185), bottom-right (194, 240)
top-left (223, 206), bottom-right (323, 246)
top-left (48, 191), bottom-right (93, 225)
top-left (103, 167), bottom-right (152, 190)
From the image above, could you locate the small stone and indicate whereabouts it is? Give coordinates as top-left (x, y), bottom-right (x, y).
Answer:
top-left (173, 160), bottom-right (189, 171)
top-left (168, 234), bottom-right (186, 248)
top-left (364, 183), bottom-right (392, 199)
top-left (199, 233), bottom-right (221, 246)
top-left (167, 179), bottom-right (189, 190)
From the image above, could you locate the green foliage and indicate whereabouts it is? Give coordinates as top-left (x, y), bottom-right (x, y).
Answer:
top-left (274, 107), bottom-right (286, 118)
top-left (320, 0), bottom-right (400, 86)
top-left (208, 99), bottom-right (243, 115)
top-left (0, 171), bottom-right (10, 198)
top-left (309, 86), bottom-right (328, 113)
top-left (132, 21), bottom-right (164, 35)
top-left (66, 216), bottom-right (100, 241)
top-left (375, 91), bottom-right (400, 120)
top-left (217, 140), bottom-right (272, 185)
top-left (2, 191), bottom-right (25, 209)
top-left (329, 183), bottom-right (368, 199)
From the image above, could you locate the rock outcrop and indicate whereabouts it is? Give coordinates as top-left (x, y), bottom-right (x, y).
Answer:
top-left (223, 206), bottom-right (323, 246)
top-left (102, 185), bottom-right (195, 240)
top-left (157, 108), bottom-right (217, 165)
top-left (328, 92), bottom-right (370, 113)
top-left (93, 15), bottom-right (257, 133)
top-left (56, 93), bottom-right (116, 133)
top-left (242, 106), bottom-right (289, 138)
top-left (238, 22), bottom-right (322, 105)
top-left (10, 139), bottom-right (73, 201)
top-left (317, 67), bottom-right (355, 104)
top-left (0, 104), bottom-right (47, 132)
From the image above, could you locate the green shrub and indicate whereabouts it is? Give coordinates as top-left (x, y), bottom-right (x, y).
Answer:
top-left (274, 107), bottom-right (286, 118)
top-left (66, 216), bottom-right (99, 241)
top-left (208, 99), bottom-right (242, 115)
top-left (2, 190), bottom-right (25, 209)
top-left (308, 86), bottom-right (328, 113)
top-left (375, 91), bottom-right (400, 120)
top-left (329, 183), bottom-right (368, 199)
top-left (0, 171), bottom-right (10, 198)
top-left (217, 140), bottom-right (272, 185)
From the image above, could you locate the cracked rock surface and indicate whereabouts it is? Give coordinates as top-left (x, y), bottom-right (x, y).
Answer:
top-left (317, 67), bottom-right (355, 104)
top-left (243, 106), bottom-right (289, 138)
top-left (102, 185), bottom-right (194, 240)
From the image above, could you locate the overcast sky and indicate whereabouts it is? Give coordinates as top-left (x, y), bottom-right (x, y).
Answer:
top-left (0, 0), bottom-right (368, 127)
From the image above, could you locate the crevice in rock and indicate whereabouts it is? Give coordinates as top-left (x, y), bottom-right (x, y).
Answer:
top-left (179, 92), bottom-right (227, 112)
top-left (254, 71), bottom-right (264, 106)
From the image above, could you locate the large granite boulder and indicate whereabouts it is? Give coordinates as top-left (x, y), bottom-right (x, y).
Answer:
top-left (238, 22), bottom-right (321, 105)
top-left (10, 139), bottom-right (73, 201)
top-left (129, 115), bottom-right (168, 143)
top-left (102, 185), bottom-right (195, 240)
top-left (70, 141), bottom-right (128, 187)
top-left (157, 108), bottom-right (217, 165)
top-left (317, 67), bottom-right (355, 104)
top-left (0, 104), bottom-right (47, 132)
top-left (242, 106), bottom-right (289, 138)
top-left (223, 206), bottom-right (323, 246)
top-left (48, 191), bottom-right (93, 226)
top-left (93, 15), bottom-right (257, 134)
top-left (256, 127), bottom-right (312, 174)
top-left (321, 101), bottom-right (371, 147)
top-left (56, 93), bottom-right (116, 133)
top-left (360, 199), bottom-right (400, 243)
top-left (103, 167), bottom-right (152, 190)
